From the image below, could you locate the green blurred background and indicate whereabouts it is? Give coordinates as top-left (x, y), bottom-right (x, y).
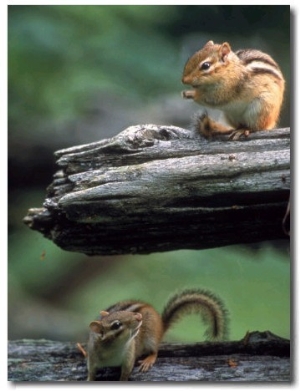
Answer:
top-left (8, 5), bottom-right (290, 344)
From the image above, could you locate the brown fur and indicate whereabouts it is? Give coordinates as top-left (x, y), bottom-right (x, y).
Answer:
top-left (86, 288), bottom-right (228, 381)
top-left (182, 41), bottom-right (285, 139)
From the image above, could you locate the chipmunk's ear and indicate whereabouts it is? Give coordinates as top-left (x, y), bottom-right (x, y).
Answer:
top-left (134, 313), bottom-right (143, 321)
top-left (204, 40), bottom-right (214, 48)
top-left (89, 321), bottom-right (102, 333)
top-left (220, 42), bottom-right (231, 61)
top-left (100, 311), bottom-right (109, 317)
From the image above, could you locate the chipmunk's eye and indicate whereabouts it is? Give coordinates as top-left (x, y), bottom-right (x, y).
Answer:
top-left (111, 321), bottom-right (122, 330)
top-left (200, 62), bottom-right (211, 70)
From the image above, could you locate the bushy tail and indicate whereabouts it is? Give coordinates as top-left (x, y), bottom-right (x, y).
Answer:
top-left (161, 288), bottom-right (229, 340)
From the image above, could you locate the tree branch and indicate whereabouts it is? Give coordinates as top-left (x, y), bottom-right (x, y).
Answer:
top-left (24, 125), bottom-right (290, 255)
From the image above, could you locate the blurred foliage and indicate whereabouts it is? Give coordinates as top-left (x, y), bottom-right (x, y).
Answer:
top-left (70, 245), bottom-right (290, 342)
top-left (8, 5), bottom-right (290, 345)
top-left (8, 5), bottom-right (290, 128)
top-left (8, 5), bottom-right (180, 127)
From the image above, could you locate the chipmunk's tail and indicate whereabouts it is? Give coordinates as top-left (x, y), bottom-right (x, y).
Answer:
top-left (161, 288), bottom-right (229, 341)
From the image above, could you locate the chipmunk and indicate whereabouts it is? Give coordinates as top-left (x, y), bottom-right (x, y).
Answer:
top-left (182, 40), bottom-right (285, 139)
top-left (86, 288), bottom-right (228, 381)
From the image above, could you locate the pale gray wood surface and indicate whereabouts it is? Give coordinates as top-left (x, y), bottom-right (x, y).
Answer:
top-left (24, 125), bottom-right (290, 255)
top-left (8, 331), bottom-right (290, 382)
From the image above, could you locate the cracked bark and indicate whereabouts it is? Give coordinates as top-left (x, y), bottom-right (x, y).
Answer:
top-left (8, 331), bottom-right (290, 382)
top-left (23, 125), bottom-right (290, 255)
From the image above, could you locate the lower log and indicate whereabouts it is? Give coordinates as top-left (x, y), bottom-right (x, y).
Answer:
top-left (8, 331), bottom-right (290, 382)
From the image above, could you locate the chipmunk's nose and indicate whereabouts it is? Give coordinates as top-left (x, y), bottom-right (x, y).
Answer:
top-left (182, 75), bottom-right (189, 84)
top-left (182, 71), bottom-right (194, 85)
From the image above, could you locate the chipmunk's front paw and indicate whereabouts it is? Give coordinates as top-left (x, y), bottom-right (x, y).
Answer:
top-left (182, 90), bottom-right (196, 99)
top-left (138, 353), bottom-right (157, 372)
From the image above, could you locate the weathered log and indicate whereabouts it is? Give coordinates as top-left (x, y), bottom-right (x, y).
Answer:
top-left (24, 125), bottom-right (290, 255)
top-left (8, 331), bottom-right (290, 382)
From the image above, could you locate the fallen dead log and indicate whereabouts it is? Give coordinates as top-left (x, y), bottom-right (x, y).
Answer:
top-left (8, 331), bottom-right (290, 382)
top-left (24, 125), bottom-right (290, 255)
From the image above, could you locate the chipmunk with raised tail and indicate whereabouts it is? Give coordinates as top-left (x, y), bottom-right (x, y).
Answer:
top-left (182, 40), bottom-right (285, 139)
top-left (86, 288), bottom-right (229, 381)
